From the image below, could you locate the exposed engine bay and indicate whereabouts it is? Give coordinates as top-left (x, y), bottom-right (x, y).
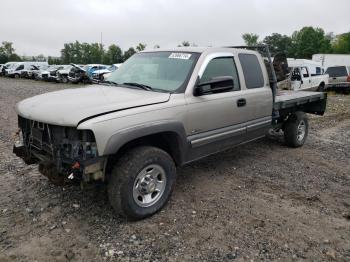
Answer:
top-left (13, 116), bottom-right (105, 184)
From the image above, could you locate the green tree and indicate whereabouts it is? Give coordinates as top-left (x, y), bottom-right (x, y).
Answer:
top-left (103, 44), bottom-right (123, 64)
top-left (1, 41), bottom-right (15, 57)
top-left (263, 33), bottom-right (292, 56)
top-left (136, 43), bottom-right (147, 52)
top-left (61, 41), bottom-right (105, 64)
top-left (242, 33), bottom-right (259, 46)
top-left (123, 47), bottom-right (136, 61)
top-left (0, 41), bottom-right (21, 63)
top-left (89, 43), bottom-right (104, 64)
top-left (290, 27), bottom-right (331, 58)
top-left (48, 56), bottom-right (61, 65)
top-left (8, 53), bottom-right (21, 62)
top-left (332, 32), bottom-right (350, 54)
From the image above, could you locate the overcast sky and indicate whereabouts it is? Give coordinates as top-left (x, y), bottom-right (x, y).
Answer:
top-left (1, 0), bottom-right (349, 56)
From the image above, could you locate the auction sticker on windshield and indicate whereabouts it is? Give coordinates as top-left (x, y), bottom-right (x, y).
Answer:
top-left (169, 53), bottom-right (192, 59)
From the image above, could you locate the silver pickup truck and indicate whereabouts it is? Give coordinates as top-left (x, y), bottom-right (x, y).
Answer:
top-left (13, 46), bottom-right (327, 220)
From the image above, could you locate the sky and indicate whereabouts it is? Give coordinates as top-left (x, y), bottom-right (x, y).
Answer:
top-left (1, 0), bottom-right (349, 57)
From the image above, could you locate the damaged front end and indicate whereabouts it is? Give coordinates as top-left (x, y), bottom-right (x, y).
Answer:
top-left (13, 116), bottom-right (105, 185)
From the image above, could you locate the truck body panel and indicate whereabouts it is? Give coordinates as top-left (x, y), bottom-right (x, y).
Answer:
top-left (13, 46), bottom-right (327, 180)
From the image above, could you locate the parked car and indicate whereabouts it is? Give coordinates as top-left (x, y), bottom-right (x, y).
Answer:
top-left (2, 62), bottom-right (19, 76)
top-left (6, 62), bottom-right (49, 79)
top-left (56, 65), bottom-right (73, 83)
top-left (13, 46), bottom-right (327, 220)
top-left (102, 63), bottom-right (122, 80)
top-left (21, 65), bottom-right (45, 79)
top-left (325, 66), bottom-right (350, 91)
top-left (34, 65), bottom-right (59, 81)
top-left (68, 64), bottom-right (92, 84)
top-left (7, 63), bottom-right (26, 78)
top-left (91, 64), bottom-right (120, 80)
top-left (83, 64), bottom-right (107, 77)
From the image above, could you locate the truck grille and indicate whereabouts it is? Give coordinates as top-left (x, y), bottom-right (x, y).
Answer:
top-left (18, 116), bottom-right (96, 162)
top-left (18, 116), bottom-right (55, 155)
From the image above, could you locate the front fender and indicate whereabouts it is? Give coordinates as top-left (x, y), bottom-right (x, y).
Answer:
top-left (103, 120), bottom-right (188, 157)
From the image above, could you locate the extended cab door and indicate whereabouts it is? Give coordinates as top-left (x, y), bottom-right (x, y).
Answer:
top-left (184, 52), bottom-right (272, 161)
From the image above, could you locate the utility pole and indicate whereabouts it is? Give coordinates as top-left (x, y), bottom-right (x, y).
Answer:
top-left (100, 32), bottom-right (103, 64)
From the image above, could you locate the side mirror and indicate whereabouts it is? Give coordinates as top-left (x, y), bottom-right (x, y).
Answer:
top-left (195, 76), bottom-right (234, 96)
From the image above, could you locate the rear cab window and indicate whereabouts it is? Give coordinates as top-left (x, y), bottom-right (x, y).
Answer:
top-left (325, 66), bottom-right (348, 77)
top-left (238, 53), bottom-right (264, 89)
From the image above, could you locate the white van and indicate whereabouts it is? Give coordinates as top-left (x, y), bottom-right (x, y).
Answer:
top-left (7, 62), bottom-right (48, 78)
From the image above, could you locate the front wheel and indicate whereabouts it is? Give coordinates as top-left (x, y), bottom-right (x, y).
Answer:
top-left (108, 146), bottom-right (176, 220)
top-left (284, 111), bottom-right (309, 148)
top-left (61, 76), bottom-right (68, 83)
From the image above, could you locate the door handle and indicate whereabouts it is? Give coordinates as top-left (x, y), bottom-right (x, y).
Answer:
top-left (237, 98), bottom-right (246, 107)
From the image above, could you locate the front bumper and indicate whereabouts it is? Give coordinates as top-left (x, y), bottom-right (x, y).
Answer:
top-left (13, 143), bottom-right (106, 183)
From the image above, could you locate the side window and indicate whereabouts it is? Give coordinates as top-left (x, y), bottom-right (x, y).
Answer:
top-left (316, 67), bottom-right (321, 75)
top-left (291, 68), bottom-right (301, 81)
top-left (201, 57), bottom-right (240, 91)
top-left (16, 65), bottom-right (24, 70)
top-left (301, 67), bottom-right (309, 78)
top-left (238, 53), bottom-right (264, 89)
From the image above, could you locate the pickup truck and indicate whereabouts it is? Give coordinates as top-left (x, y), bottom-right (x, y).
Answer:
top-left (13, 46), bottom-right (327, 220)
top-left (278, 62), bottom-right (328, 92)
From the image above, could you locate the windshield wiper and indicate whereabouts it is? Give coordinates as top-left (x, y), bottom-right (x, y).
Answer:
top-left (122, 82), bottom-right (153, 91)
top-left (100, 80), bottom-right (119, 86)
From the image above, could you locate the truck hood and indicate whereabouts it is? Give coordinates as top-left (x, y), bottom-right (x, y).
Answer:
top-left (16, 85), bottom-right (170, 126)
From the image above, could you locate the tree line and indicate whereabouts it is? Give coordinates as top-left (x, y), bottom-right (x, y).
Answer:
top-left (242, 26), bottom-right (350, 58)
top-left (1, 26), bottom-right (349, 65)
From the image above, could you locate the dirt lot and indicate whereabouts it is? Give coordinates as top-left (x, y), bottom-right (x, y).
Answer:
top-left (0, 77), bottom-right (349, 262)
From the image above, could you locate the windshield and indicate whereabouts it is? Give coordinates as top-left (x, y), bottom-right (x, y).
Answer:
top-left (107, 51), bottom-right (199, 92)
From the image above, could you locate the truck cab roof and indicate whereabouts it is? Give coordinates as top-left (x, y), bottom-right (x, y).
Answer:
top-left (142, 47), bottom-right (258, 55)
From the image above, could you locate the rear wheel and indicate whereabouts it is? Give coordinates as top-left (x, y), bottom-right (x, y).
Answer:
top-left (317, 83), bottom-right (325, 92)
top-left (14, 74), bottom-right (20, 79)
top-left (108, 146), bottom-right (176, 220)
top-left (284, 111), bottom-right (308, 148)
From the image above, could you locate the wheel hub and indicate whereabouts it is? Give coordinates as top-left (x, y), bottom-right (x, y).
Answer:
top-left (297, 120), bottom-right (306, 141)
top-left (138, 175), bottom-right (157, 194)
top-left (133, 164), bottom-right (167, 207)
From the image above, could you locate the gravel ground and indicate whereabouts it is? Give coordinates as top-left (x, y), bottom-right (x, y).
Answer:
top-left (0, 78), bottom-right (349, 262)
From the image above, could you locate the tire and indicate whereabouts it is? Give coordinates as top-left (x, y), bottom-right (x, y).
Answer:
top-left (14, 74), bottom-right (20, 79)
top-left (284, 111), bottom-right (308, 148)
top-left (317, 83), bottom-right (325, 92)
top-left (61, 76), bottom-right (68, 83)
top-left (108, 146), bottom-right (176, 220)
